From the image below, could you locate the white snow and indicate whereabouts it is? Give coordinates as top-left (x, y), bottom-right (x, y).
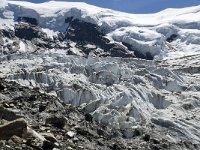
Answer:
top-left (18, 41), bottom-right (26, 52)
top-left (0, 0), bottom-right (199, 58)
top-left (41, 28), bottom-right (58, 38)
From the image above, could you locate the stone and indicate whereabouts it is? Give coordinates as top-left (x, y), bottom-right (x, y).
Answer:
top-left (151, 138), bottom-right (160, 144)
top-left (73, 137), bottom-right (79, 142)
top-left (26, 137), bottom-right (43, 149)
top-left (66, 131), bottom-right (76, 138)
top-left (53, 148), bottom-right (60, 150)
top-left (25, 127), bottom-right (46, 141)
top-left (41, 132), bottom-right (58, 143)
top-left (166, 34), bottom-right (178, 43)
top-left (39, 104), bottom-right (46, 112)
top-left (85, 113), bottom-right (93, 122)
top-left (77, 146), bottom-right (84, 150)
top-left (66, 146), bottom-right (73, 150)
top-left (0, 118), bottom-right (27, 140)
top-left (45, 116), bottom-right (66, 129)
top-left (11, 135), bottom-right (23, 144)
top-left (42, 140), bottom-right (56, 150)
top-left (143, 134), bottom-right (150, 142)
top-left (0, 84), bottom-right (5, 91)
top-left (0, 106), bottom-right (19, 121)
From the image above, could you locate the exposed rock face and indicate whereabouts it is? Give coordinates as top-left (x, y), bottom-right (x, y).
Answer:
top-left (17, 17), bottom-right (38, 26)
top-left (0, 18), bottom-right (135, 58)
top-left (15, 23), bottom-right (47, 41)
top-left (65, 18), bottom-right (135, 58)
top-left (166, 34), bottom-right (178, 43)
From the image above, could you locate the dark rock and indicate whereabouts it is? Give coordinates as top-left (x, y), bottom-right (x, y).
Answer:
top-left (26, 137), bottom-right (43, 150)
top-left (0, 118), bottom-right (27, 140)
top-left (0, 35), bottom-right (4, 46)
top-left (97, 139), bottom-right (104, 146)
top-left (97, 129), bottom-right (104, 136)
top-left (146, 52), bottom-right (154, 60)
top-left (0, 106), bottom-right (18, 121)
top-left (76, 127), bottom-right (96, 137)
top-left (150, 145), bottom-right (160, 150)
top-left (42, 140), bottom-right (55, 150)
top-left (27, 95), bottom-right (37, 101)
top-left (166, 34), bottom-right (178, 43)
top-left (65, 17), bottom-right (73, 23)
top-left (151, 138), bottom-right (160, 144)
top-left (111, 143), bottom-right (121, 150)
top-left (65, 19), bottom-right (134, 58)
top-left (66, 19), bottom-right (105, 43)
top-left (57, 32), bottom-right (66, 41)
top-left (45, 116), bottom-right (66, 129)
top-left (15, 23), bottom-right (47, 41)
top-left (67, 49), bottom-right (77, 55)
top-left (0, 84), bottom-right (5, 91)
top-left (134, 128), bottom-right (143, 136)
top-left (143, 134), bottom-right (150, 141)
top-left (17, 17), bottom-right (38, 26)
top-left (182, 103), bottom-right (194, 110)
top-left (110, 45), bottom-right (134, 58)
top-left (1, 29), bottom-right (15, 39)
top-left (39, 104), bottom-right (46, 112)
top-left (85, 113), bottom-right (93, 122)
top-left (162, 143), bottom-right (168, 149)
top-left (41, 133), bottom-right (58, 143)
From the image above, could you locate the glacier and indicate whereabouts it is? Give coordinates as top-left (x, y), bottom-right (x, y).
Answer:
top-left (0, 0), bottom-right (200, 148)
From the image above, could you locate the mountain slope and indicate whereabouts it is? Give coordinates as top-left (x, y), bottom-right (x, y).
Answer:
top-left (0, 0), bottom-right (200, 59)
top-left (0, 1), bottom-right (200, 150)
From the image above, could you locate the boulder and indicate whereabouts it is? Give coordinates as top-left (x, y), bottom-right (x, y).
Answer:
top-left (45, 116), bottom-right (66, 129)
top-left (0, 118), bottom-right (27, 140)
top-left (0, 106), bottom-right (19, 121)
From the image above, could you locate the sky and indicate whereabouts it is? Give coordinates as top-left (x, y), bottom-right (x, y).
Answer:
top-left (13, 0), bottom-right (200, 14)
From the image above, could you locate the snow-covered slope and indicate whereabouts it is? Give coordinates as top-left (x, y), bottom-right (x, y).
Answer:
top-left (1, 1), bottom-right (200, 149)
top-left (0, 0), bottom-right (200, 59)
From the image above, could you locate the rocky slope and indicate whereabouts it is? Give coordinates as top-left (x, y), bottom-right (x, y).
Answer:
top-left (0, 1), bottom-right (200, 150)
top-left (0, 78), bottom-right (199, 150)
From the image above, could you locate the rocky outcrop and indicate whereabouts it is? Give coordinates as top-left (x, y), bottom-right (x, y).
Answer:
top-left (65, 18), bottom-right (135, 58)
top-left (4, 18), bottom-right (135, 58)
top-left (15, 23), bottom-right (45, 40)
top-left (0, 118), bottom-right (27, 140)
top-left (17, 17), bottom-right (38, 26)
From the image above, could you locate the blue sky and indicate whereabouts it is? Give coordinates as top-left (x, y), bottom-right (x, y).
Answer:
top-left (21, 0), bottom-right (200, 14)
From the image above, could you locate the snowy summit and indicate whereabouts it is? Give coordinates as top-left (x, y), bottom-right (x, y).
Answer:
top-left (0, 0), bottom-right (200, 59)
